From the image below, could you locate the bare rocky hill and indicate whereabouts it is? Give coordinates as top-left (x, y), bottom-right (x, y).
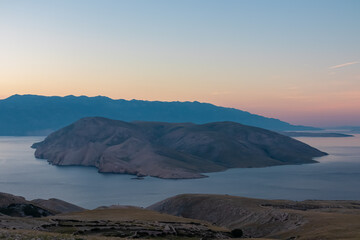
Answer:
top-left (148, 194), bottom-right (360, 239)
top-left (31, 198), bottom-right (85, 214)
top-left (0, 192), bottom-right (231, 239)
top-left (32, 117), bottom-right (326, 179)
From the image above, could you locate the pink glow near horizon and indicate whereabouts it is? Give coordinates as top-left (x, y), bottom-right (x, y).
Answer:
top-left (0, 1), bottom-right (359, 127)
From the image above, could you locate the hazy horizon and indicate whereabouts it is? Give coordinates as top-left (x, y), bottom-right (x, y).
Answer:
top-left (1, 0), bottom-right (359, 127)
top-left (1, 93), bottom-right (359, 128)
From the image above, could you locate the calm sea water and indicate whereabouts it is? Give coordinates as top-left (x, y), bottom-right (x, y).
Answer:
top-left (0, 135), bottom-right (359, 209)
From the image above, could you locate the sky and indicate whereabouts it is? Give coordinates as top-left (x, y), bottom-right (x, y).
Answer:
top-left (0, 0), bottom-right (359, 127)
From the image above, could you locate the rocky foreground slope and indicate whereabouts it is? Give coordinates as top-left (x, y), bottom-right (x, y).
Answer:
top-left (2, 192), bottom-right (360, 239)
top-left (32, 117), bottom-right (326, 179)
top-left (0, 192), bottom-right (231, 239)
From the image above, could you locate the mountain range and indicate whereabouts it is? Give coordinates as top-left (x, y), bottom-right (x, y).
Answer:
top-left (0, 94), bottom-right (318, 136)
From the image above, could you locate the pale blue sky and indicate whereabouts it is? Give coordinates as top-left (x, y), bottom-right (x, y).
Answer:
top-left (0, 0), bottom-right (359, 126)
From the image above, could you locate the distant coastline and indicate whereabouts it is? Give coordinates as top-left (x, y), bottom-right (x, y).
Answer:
top-left (0, 94), bottom-right (320, 136)
top-left (281, 131), bottom-right (354, 138)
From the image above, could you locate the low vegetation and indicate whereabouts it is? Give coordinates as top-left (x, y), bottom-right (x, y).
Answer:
top-left (2, 192), bottom-right (360, 239)
top-left (149, 194), bottom-right (360, 239)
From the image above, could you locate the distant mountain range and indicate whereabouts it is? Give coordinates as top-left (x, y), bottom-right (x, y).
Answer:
top-left (32, 117), bottom-right (326, 179)
top-left (0, 94), bottom-right (318, 135)
top-left (328, 126), bottom-right (360, 134)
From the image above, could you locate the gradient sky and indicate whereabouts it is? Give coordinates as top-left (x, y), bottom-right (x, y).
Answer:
top-left (0, 0), bottom-right (359, 127)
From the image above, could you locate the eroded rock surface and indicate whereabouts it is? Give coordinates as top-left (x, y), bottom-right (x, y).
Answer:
top-left (32, 117), bottom-right (326, 179)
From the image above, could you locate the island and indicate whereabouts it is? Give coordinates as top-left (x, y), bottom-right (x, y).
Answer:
top-left (32, 117), bottom-right (327, 179)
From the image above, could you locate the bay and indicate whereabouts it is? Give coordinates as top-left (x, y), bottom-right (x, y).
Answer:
top-left (0, 135), bottom-right (359, 209)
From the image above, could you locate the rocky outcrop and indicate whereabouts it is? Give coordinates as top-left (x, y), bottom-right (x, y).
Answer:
top-left (40, 218), bottom-right (231, 239)
top-left (32, 117), bottom-right (327, 179)
top-left (0, 203), bottom-right (53, 218)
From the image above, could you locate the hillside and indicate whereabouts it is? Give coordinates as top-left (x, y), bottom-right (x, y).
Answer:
top-left (2, 192), bottom-right (360, 240)
top-left (0, 192), bottom-right (231, 239)
top-left (148, 194), bottom-right (360, 239)
top-left (0, 94), bottom-right (318, 135)
top-left (32, 117), bottom-right (326, 179)
top-left (0, 192), bottom-right (84, 217)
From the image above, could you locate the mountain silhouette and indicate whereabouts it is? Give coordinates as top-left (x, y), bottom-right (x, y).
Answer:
top-left (0, 94), bottom-right (318, 135)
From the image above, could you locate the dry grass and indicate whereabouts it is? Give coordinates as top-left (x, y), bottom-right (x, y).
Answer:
top-left (149, 194), bottom-right (360, 240)
top-left (274, 210), bottom-right (360, 240)
top-left (53, 206), bottom-right (227, 232)
top-left (3, 194), bottom-right (360, 239)
top-left (0, 228), bottom-right (120, 240)
top-left (0, 229), bottom-right (218, 240)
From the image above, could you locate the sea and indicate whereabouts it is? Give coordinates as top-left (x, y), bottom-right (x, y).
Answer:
top-left (0, 134), bottom-right (359, 209)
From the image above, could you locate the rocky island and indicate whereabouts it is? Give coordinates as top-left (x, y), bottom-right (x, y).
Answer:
top-left (32, 117), bottom-right (327, 179)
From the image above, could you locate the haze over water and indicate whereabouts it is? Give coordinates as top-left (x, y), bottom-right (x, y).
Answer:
top-left (0, 135), bottom-right (359, 209)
